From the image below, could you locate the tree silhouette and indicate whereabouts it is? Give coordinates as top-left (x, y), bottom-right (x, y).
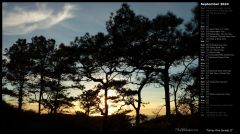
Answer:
top-left (42, 80), bottom-right (77, 114)
top-left (106, 3), bottom-right (196, 119)
top-left (29, 36), bottom-right (56, 114)
top-left (78, 89), bottom-right (100, 116)
top-left (178, 66), bottom-right (199, 115)
top-left (48, 43), bottom-right (78, 114)
top-left (106, 3), bottom-right (156, 126)
top-left (71, 32), bottom-right (126, 130)
top-left (173, 5), bottom-right (199, 115)
top-left (2, 58), bottom-right (18, 107)
top-left (4, 39), bottom-right (33, 111)
top-left (170, 58), bottom-right (197, 114)
top-left (148, 12), bottom-right (185, 117)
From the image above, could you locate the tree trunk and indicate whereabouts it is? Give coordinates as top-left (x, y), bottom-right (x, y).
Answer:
top-left (103, 88), bottom-right (108, 131)
top-left (163, 66), bottom-right (171, 117)
top-left (54, 76), bottom-right (61, 114)
top-left (87, 107), bottom-right (90, 116)
top-left (174, 90), bottom-right (179, 115)
top-left (18, 81), bottom-right (24, 111)
top-left (190, 103), bottom-right (194, 115)
top-left (135, 91), bottom-right (141, 126)
top-left (190, 97), bottom-right (195, 115)
top-left (38, 74), bottom-right (44, 115)
top-left (135, 75), bottom-right (149, 126)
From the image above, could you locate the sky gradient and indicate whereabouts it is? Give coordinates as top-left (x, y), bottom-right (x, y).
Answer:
top-left (2, 2), bottom-right (198, 116)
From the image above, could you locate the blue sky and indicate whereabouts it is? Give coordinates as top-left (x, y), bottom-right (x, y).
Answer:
top-left (2, 2), bottom-right (198, 115)
top-left (2, 2), bottom-right (197, 50)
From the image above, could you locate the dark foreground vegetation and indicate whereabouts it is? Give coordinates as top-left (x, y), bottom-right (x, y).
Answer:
top-left (1, 101), bottom-right (198, 133)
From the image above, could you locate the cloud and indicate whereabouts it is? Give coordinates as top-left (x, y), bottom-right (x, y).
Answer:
top-left (3, 3), bottom-right (76, 35)
top-left (2, 2), bottom-right (8, 7)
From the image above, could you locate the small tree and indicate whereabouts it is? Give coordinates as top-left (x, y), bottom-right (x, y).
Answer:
top-left (79, 89), bottom-right (100, 116)
top-left (42, 81), bottom-right (77, 114)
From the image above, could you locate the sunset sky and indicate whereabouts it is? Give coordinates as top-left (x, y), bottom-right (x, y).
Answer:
top-left (2, 2), bottom-right (198, 116)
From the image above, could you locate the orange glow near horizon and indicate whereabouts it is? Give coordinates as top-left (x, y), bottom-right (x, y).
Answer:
top-left (3, 86), bottom-right (179, 117)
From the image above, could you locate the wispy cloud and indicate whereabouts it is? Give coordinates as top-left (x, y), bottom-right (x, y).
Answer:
top-left (3, 3), bottom-right (76, 35)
